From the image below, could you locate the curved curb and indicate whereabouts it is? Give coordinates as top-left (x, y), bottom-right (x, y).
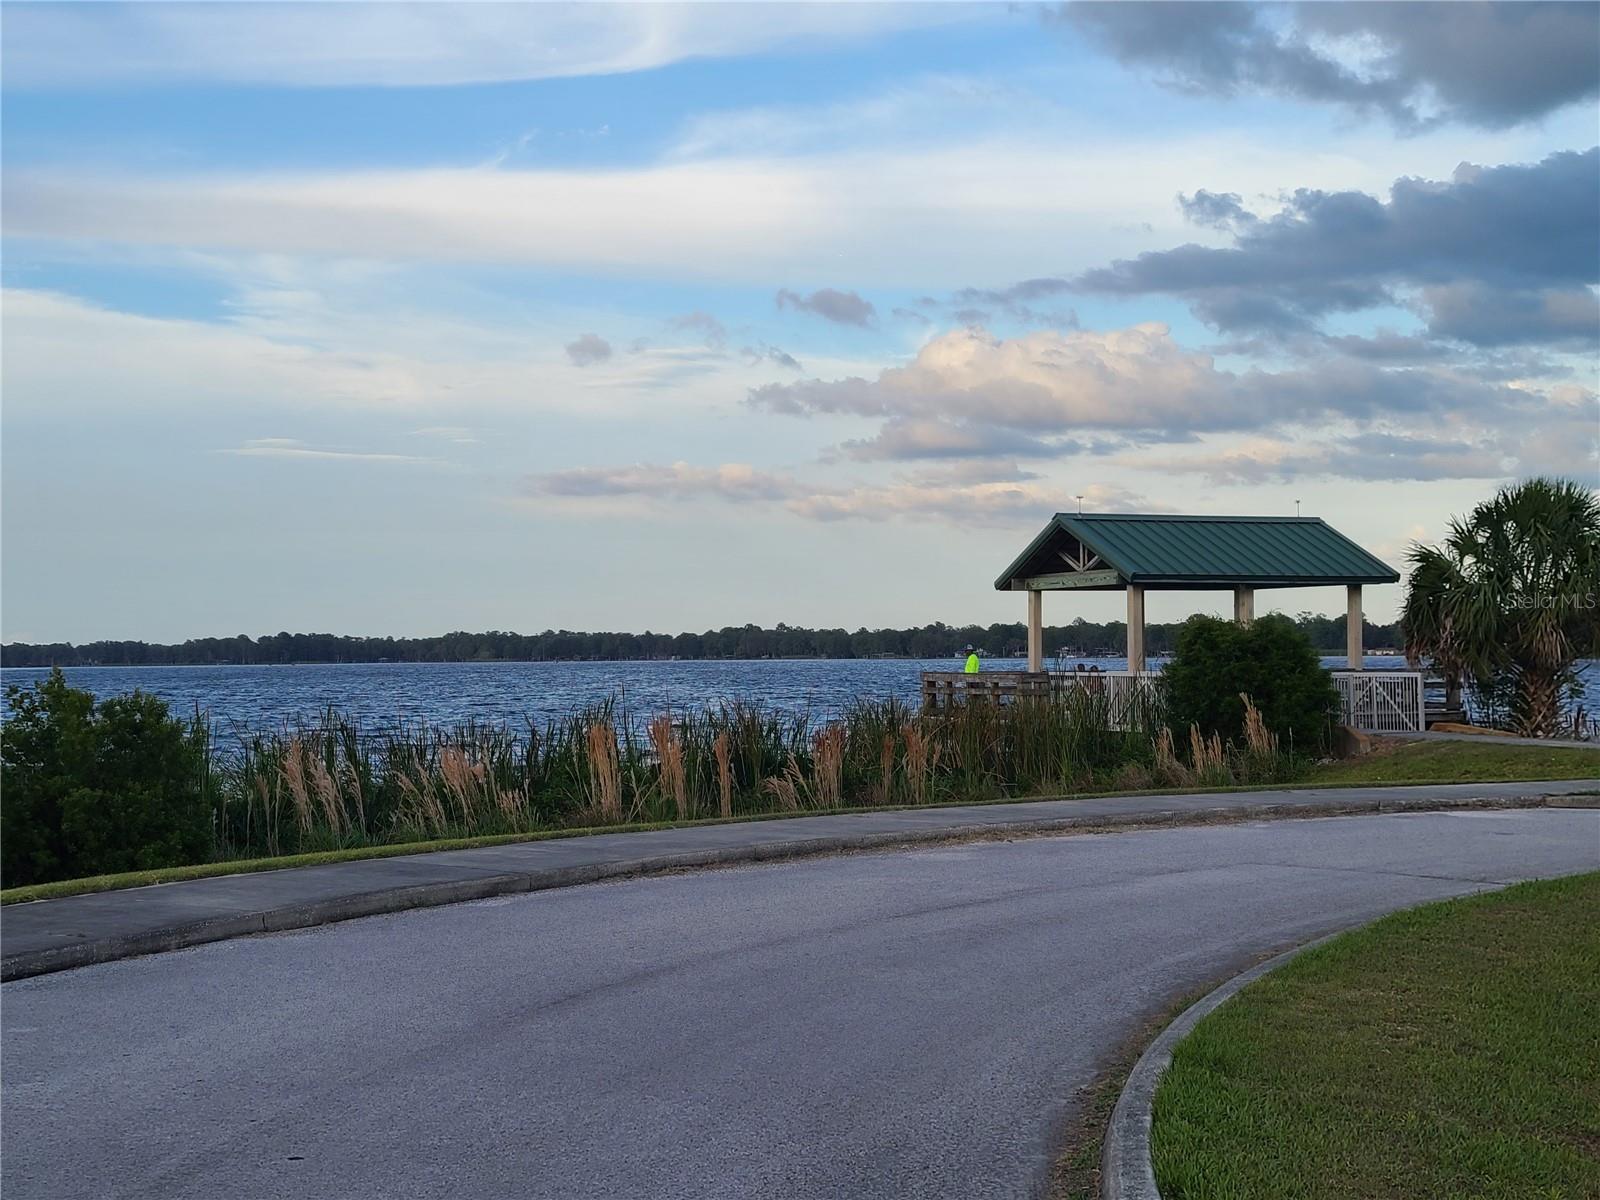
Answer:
top-left (1099, 932), bottom-right (1343, 1200)
top-left (0, 791), bottom-right (1569, 982)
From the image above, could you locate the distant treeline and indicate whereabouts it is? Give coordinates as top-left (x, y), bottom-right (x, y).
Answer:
top-left (2, 614), bottom-right (1400, 668)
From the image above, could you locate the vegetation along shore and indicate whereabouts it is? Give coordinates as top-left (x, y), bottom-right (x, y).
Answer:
top-left (5, 614), bottom-right (1597, 898)
top-left (1, 612), bottom-right (1400, 668)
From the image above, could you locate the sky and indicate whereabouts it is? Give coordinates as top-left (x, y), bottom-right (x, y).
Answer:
top-left (2, 1), bottom-right (1597, 643)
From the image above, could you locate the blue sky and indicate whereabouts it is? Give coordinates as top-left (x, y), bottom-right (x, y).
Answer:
top-left (3, 2), bottom-right (1597, 642)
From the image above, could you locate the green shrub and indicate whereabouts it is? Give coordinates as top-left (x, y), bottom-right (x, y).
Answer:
top-left (1, 669), bottom-right (213, 887)
top-left (1163, 614), bottom-right (1340, 753)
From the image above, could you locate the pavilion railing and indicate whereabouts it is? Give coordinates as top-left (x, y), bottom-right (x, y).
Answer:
top-left (921, 670), bottom-right (1162, 730)
top-left (921, 671), bottom-right (1054, 708)
top-left (923, 668), bottom-right (1428, 734)
top-left (1330, 670), bottom-right (1426, 733)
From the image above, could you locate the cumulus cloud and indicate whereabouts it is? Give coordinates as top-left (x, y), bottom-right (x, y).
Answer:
top-left (945, 279), bottom-right (1080, 329)
top-left (528, 462), bottom-right (800, 503)
top-left (1075, 148), bottom-right (1600, 341)
top-left (659, 314), bottom-right (801, 371)
top-left (1138, 434), bottom-right (1509, 486)
top-left (776, 287), bottom-right (877, 327)
top-left (751, 323), bottom-right (1531, 440)
top-left (1133, 385), bottom-right (1599, 484)
top-left (1297, 2), bottom-right (1600, 128)
top-left (1510, 387), bottom-right (1600, 479)
top-left (565, 333), bottom-right (613, 366)
top-left (1419, 282), bottom-right (1600, 348)
top-left (1176, 189), bottom-right (1257, 232)
top-left (1317, 332), bottom-right (1452, 363)
top-left (1062, 1), bottom-right (1600, 130)
top-left (752, 325), bottom-right (1224, 431)
top-left (669, 311), bottom-right (728, 350)
top-left (837, 418), bottom-right (1073, 463)
top-left (745, 317), bottom-right (1588, 486)
top-left (742, 344), bottom-right (804, 371)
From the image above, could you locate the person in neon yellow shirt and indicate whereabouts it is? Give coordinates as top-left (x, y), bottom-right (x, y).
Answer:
top-left (963, 648), bottom-right (980, 674)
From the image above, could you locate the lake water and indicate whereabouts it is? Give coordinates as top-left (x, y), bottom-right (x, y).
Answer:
top-left (9, 656), bottom-right (1592, 734)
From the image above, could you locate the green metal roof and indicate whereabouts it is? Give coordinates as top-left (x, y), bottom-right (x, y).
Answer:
top-left (994, 513), bottom-right (1400, 591)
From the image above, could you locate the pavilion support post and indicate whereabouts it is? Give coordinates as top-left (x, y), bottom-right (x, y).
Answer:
top-left (1027, 589), bottom-right (1043, 673)
top-left (1233, 586), bottom-right (1255, 627)
top-left (1346, 584), bottom-right (1363, 670)
top-left (1126, 585), bottom-right (1146, 673)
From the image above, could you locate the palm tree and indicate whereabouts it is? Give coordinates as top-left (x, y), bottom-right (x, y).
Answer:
top-left (1402, 477), bottom-right (1600, 738)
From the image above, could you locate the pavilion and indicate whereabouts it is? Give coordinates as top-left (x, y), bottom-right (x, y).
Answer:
top-left (992, 513), bottom-right (1401, 672)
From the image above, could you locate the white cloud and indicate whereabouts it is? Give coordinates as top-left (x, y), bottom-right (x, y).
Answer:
top-left (787, 478), bottom-right (1159, 525)
top-left (410, 426), bottom-right (480, 445)
top-left (530, 461), bottom-right (802, 503)
top-left (753, 323), bottom-right (1368, 433)
top-left (523, 460), bottom-right (1161, 527)
top-left (0, 286), bottom-right (815, 417)
top-left (753, 320), bottom-right (1591, 483)
top-left (776, 287), bottom-right (877, 327)
top-left (222, 438), bottom-right (437, 465)
top-left (5, 127), bottom-right (1551, 287)
top-left (1129, 435), bottom-right (1512, 486)
top-left (565, 333), bottom-right (614, 366)
top-left (1, 3), bottom-right (976, 89)
top-left (837, 418), bottom-right (1067, 462)
top-left (668, 72), bottom-right (1027, 158)
top-left (2, 287), bottom-right (438, 411)
top-left (1122, 386), bottom-right (1600, 485)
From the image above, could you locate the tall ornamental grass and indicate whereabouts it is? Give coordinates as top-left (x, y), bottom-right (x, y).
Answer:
top-left (5, 672), bottom-right (1302, 886)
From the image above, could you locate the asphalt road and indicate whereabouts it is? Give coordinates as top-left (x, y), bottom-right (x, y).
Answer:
top-left (5, 808), bottom-right (1597, 1200)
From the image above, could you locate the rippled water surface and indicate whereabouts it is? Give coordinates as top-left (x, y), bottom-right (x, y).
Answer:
top-left (8, 655), bottom-right (1575, 734)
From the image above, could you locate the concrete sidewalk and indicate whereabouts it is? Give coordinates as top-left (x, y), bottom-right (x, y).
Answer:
top-left (5, 780), bottom-right (1597, 982)
top-left (1378, 730), bottom-right (1597, 748)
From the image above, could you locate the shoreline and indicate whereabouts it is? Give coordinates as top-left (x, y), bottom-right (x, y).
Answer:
top-left (3, 651), bottom-right (1416, 670)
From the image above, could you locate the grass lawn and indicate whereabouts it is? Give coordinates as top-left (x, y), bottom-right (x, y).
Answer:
top-left (1151, 872), bottom-right (1600, 1200)
top-left (1307, 739), bottom-right (1600, 785)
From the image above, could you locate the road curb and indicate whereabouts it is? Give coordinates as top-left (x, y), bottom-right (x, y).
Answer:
top-left (0, 791), bottom-right (1566, 982)
top-left (1099, 931), bottom-right (1344, 1200)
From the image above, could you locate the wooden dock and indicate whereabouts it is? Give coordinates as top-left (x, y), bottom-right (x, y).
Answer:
top-left (921, 670), bottom-right (1159, 717)
top-left (921, 671), bottom-right (1054, 708)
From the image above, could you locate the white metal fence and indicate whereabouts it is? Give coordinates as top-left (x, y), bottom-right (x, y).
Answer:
top-left (925, 668), bottom-right (1427, 734)
top-left (1331, 671), bottom-right (1425, 733)
top-left (1048, 669), bottom-right (1162, 718)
